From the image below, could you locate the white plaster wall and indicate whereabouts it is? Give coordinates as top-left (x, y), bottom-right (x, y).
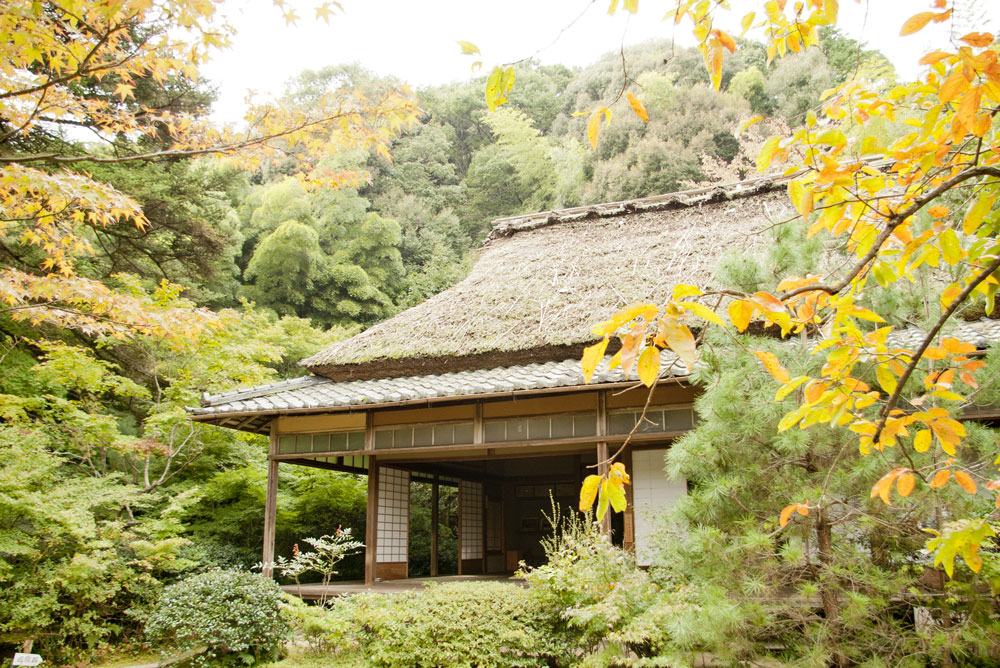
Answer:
top-left (631, 448), bottom-right (686, 567)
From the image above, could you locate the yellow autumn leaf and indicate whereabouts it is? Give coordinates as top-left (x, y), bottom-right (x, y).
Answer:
top-left (954, 470), bottom-right (977, 494)
top-left (672, 284), bottom-right (703, 300)
top-left (751, 350), bottom-right (791, 383)
top-left (875, 365), bottom-right (898, 395)
top-left (596, 479), bottom-right (610, 520)
top-left (914, 429), bottom-right (932, 453)
top-left (579, 474), bottom-right (601, 512)
top-left (779, 504), bottom-right (796, 527)
top-left (738, 115), bottom-right (765, 134)
top-left (775, 375), bottom-right (809, 401)
top-left (728, 299), bottom-right (755, 332)
top-left (659, 318), bottom-right (697, 371)
top-left (611, 461), bottom-right (630, 485)
top-left (581, 338), bottom-right (609, 384)
top-left (626, 92), bottom-right (648, 122)
top-left (930, 469), bottom-right (951, 488)
top-left (677, 301), bottom-right (726, 328)
top-left (587, 110), bottom-right (602, 149)
top-left (900, 11), bottom-right (935, 36)
top-left (606, 478), bottom-right (627, 512)
top-left (871, 470), bottom-right (901, 505)
top-left (897, 473), bottom-right (915, 497)
top-left (637, 346), bottom-right (660, 387)
top-left (788, 179), bottom-right (813, 217)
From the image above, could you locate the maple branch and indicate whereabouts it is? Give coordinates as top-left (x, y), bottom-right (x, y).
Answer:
top-left (780, 165), bottom-right (1000, 301)
top-left (871, 252), bottom-right (1000, 444)
top-left (0, 109), bottom-right (364, 165)
top-left (589, 372), bottom-right (663, 471)
top-left (0, 14), bottom-right (137, 102)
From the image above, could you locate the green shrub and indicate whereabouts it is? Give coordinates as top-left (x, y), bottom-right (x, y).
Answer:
top-left (145, 569), bottom-right (289, 666)
top-left (522, 508), bottom-right (661, 666)
top-left (313, 581), bottom-right (571, 668)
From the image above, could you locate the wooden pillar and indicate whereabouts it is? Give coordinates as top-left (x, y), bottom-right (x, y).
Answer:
top-left (456, 479), bottom-right (463, 575)
top-left (262, 421), bottom-right (279, 578)
top-left (430, 476), bottom-right (439, 577)
top-left (481, 464), bottom-right (488, 574)
top-left (596, 442), bottom-right (611, 534)
top-left (473, 402), bottom-right (483, 444)
top-left (622, 446), bottom-right (635, 552)
top-left (365, 455), bottom-right (379, 584)
top-left (596, 392), bottom-right (611, 535)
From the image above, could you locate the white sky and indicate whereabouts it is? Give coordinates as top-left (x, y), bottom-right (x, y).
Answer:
top-left (202, 0), bottom-right (1000, 124)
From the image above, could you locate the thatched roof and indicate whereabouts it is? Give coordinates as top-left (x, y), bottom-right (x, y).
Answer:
top-left (303, 176), bottom-right (798, 381)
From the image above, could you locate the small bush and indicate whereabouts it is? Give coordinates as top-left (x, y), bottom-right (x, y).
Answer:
top-left (522, 508), bottom-right (661, 666)
top-left (145, 568), bottom-right (289, 666)
top-left (310, 581), bottom-right (571, 668)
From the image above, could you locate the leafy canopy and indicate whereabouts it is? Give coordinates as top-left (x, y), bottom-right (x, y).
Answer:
top-left (0, 0), bottom-right (418, 340)
top-left (504, 0), bottom-right (1000, 575)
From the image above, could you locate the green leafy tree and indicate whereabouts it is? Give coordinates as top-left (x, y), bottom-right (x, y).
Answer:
top-left (729, 66), bottom-right (775, 116)
top-left (244, 220), bottom-right (329, 318)
top-left (464, 108), bottom-right (559, 231)
top-left (764, 48), bottom-right (836, 122)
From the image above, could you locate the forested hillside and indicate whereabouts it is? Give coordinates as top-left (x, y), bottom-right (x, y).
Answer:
top-left (0, 12), bottom-right (898, 661)
top-left (89, 32), bottom-right (893, 328)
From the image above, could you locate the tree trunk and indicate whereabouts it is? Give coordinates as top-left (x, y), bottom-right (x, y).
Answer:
top-left (935, 506), bottom-right (954, 668)
top-left (816, 507), bottom-right (845, 668)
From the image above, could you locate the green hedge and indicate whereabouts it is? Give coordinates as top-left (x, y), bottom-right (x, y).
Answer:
top-left (302, 581), bottom-right (572, 668)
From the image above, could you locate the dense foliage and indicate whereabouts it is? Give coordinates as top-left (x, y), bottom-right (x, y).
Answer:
top-left (295, 581), bottom-right (571, 668)
top-left (146, 569), bottom-right (289, 666)
top-left (14, 0), bottom-right (997, 665)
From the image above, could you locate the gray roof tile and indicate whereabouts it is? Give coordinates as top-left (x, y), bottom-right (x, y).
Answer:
top-left (188, 319), bottom-right (1000, 420)
top-left (189, 348), bottom-right (689, 419)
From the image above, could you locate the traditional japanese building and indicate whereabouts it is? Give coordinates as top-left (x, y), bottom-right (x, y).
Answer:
top-left (188, 176), bottom-right (804, 584)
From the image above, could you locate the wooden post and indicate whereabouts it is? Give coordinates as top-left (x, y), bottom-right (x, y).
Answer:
top-left (262, 421), bottom-right (279, 578)
top-left (622, 446), bottom-right (635, 552)
top-left (456, 480), bottom-right (463, 576)
top-left (481, 465), bottom-right (488, 574)
top-left (430, 476), bottom-right (439, 577)
top-left (596, 392), bottom-right (611, 535)
top-left (365, 455), bottom-right (379, 585)
top-left (473, 402), bottom-right (483, 444)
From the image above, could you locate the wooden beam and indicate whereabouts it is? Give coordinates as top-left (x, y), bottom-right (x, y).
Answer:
top-left (622, 446), bottom-right (635, 553)
top-left (268, 430), bottom-right (685, 463)
top-left (457, 481), bottom-right (463, 576)
top-left (430, 477), bottom-right (439, 577)
top-left (364, 410), bottom-right (374, 450)
top-left (481, 464), bottom-right (487, 574)
top-left (284, 457), bottom-right (367, 475)
top-left (596, 392), bottom-right (611, 535)
top-left (474, 402), bottom-right (484, 444)
top-left (365, 456), bottom-right (378, 585)
top-left (262, 421), bottom-right (279, 578)
top-left (233, 415), bottom-right (261, 431)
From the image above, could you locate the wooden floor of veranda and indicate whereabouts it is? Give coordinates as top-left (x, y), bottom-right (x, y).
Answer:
top-left (280, 573), bottom-right (525, 600)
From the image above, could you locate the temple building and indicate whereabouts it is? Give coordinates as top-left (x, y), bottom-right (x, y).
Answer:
top-left (189, 177), bottom-right (802, 584)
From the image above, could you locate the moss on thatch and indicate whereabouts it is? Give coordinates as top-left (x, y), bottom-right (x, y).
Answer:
top-left (303, 180), bottom-right (798, 381)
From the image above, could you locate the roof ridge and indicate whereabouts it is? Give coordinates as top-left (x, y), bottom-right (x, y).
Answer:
top-left (200, 374), bottom-right (328, 407)
top-left (486, 171), bottom-right (794, 239)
